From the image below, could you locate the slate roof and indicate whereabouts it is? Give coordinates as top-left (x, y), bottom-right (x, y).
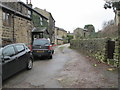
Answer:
top-left (34, 7), bottom-right (55, 21)
top-left (32, 27), bottom-right (47, 33)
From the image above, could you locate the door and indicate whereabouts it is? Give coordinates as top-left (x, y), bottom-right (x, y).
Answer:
top-left (2, 45), bottom-right (18, 80)
top-left (14, 44), bottom-right (28, 70)
top-left (107, 40), bottom-right (115, 59)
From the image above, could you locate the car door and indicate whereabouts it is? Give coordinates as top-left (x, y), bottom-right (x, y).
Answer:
top-left (14, 44), bottom-right (28, 70)
top-left (2, 45), bottom-right (18, 80)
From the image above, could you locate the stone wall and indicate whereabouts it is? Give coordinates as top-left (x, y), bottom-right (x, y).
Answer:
top-left (54, 27), bottom-right (67, 45)
top-left (1, 2), bottom-right (33, 46)
top-left (2, 14), bottom-right (33, 46)
top-left (57, 39), bottom-right (63, 45)
top-left (56, 28), bottom-right (67, 38)
top-left (14, 16), bottom-right (32, 45)
top-left (70, 38), bottom-right (119, 67)
top-left (0, 8), bottom-right (2, 47)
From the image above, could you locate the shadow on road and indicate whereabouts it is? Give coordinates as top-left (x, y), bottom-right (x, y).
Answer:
top-left (33, 56), bottom-right (51, 61)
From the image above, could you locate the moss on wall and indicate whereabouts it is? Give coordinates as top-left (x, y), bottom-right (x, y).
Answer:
top-left (70, 38), bottom-right (119, 67)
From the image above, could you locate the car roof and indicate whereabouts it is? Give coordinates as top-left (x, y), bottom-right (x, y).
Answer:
top-left (2, 43), bottom-right (26, 48)
top-left (34, 38), bottom-right (48, 40)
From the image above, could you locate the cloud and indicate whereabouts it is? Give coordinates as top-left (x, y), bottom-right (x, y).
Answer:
top-left (21, 0), bottom-right (115, 32)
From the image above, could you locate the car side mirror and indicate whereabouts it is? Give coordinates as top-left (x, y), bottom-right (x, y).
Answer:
top-left (1, 56), bottom-right (5, 63)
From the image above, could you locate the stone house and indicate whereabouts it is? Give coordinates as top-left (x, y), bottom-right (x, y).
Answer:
top-left (73, 28), bottom-right (90, 39)
top-left (67, 31), bottom-right (74, 36)
top-left (54, 27), bottom-right (67, 45)
top-left (0, 5), bottom-right (2, 47)
top-left (1, 1), bottom-right (33, 46)
top-left (34, 7), bottom-right (55, 43)
top-left (31, 8), bottom-right (49, 42)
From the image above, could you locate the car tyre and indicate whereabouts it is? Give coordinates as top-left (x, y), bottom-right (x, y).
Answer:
top-left (27, 58), bottom-right (33, 70)
top-left (48, 55), bottom-right (52, 59)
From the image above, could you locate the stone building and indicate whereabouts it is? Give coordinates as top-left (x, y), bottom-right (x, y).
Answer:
top-left (34, 7), bottom-right (55, 43)
top-left (54, 27), bottom-right (67, 45)
top-left (32, 8), bottom-right (48, 42)
top-left (73, 28), bottom-right (90, 39)
top-left (1, 1), bottom-right (33, 46)
top-left (0, 5), bottom-right (2, 47)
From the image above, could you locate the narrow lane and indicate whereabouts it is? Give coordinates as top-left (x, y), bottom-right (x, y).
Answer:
top-left (2, 44), bottom-right (118, 88)
top-left (2, 44), bottom-right (70, 88)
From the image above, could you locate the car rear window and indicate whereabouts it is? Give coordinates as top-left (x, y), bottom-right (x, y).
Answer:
top-left (33, 39), bottom-right (50, 46)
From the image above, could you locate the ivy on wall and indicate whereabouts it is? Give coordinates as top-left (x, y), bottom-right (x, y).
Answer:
top-left (70, 38), bottom-right (119, 67)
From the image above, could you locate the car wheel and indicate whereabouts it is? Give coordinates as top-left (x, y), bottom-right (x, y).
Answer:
top-left (52, 50), bottom-right (54, 54)
top-left (27, 58), bottom-right (33, 70)
top-left (48, 55), bottom-right (52, 59)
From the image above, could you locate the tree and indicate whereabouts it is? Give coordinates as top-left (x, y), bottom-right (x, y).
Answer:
top-left (104, 1), bottom-right (120, 11)
top-left (102, 20), bottom-right (114, 29)
top-left (67, 35), bottom-right (73, 43)
top-left (84, 24), bottom-right (95, 33)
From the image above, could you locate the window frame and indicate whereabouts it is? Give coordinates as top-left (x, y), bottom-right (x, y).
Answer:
top-left (2, 46), bottom-right (16, 57)
top-left (28, 9), bottom-right (32, 18)
top-left (2, 11), bottom-right (12, 26)
top-left (15, 44), bottom-right (25, 53)
top-left (40, 17), bottom-right (43, 26)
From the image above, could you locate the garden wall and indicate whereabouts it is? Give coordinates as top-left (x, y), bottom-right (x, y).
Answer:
top-left (70, 38), bottom-right (119, 67)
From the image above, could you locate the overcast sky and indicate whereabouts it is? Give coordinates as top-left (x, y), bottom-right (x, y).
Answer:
top-left (21, 0), bottom-right (115, 33)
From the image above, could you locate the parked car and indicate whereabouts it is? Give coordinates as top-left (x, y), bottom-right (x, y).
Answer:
top-left (32, 38), bottom-right (54, 59)
top-left (1, 43), bottom-right (34, 80)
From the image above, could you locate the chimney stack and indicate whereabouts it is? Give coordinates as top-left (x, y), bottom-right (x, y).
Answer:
top-left (30, 0), bottom-right (31, 4)
top-left (26, 0), bottom-right (32, 8)
top-left (26, 0), bottom-right (28, 4)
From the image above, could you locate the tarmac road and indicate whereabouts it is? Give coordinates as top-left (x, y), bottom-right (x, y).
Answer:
top-left (2, 44), bottom-right (70, 88)
top-left (2, 44), bottom-right (118, 88)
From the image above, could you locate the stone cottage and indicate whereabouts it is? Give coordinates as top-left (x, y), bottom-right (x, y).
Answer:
top-left (54, 27), bottom-right (67, 45)
top-left (31, 8), bottom-right (49, 43)
top-left (34, 7), bottom-right (55, 43)
top-left (73, 28), bottom-right (90, 39)
top-left (1, 1), bottom-right (33, 46)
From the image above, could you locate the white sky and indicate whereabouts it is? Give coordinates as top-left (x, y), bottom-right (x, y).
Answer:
top-left (21, 0), bottom-right (115, 33)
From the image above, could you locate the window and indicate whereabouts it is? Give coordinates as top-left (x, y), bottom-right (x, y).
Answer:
top-left (15, 44), bottom-right (25, 52)
top-left (28, 10), bottom-right (31, 18)
top-left (3, 12), bottom-right (5, 21)
top-left (17, 3), bottom-right (22, 12)
top-left (33, 39), bottom-right (50, 46)
top-left (40, 17), bottom-right (43, 26)
top-left (40, 17), bottom-right (42, 21)
top-left (3, 12), bottom-right (11, 26)
top-left (3, 46), bottom-right (15, 56)
top-left (40, 21), bottom-right (43, 26)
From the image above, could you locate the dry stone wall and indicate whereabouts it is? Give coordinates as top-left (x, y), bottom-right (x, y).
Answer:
top-left (70, 38), bottom-right (119, 67)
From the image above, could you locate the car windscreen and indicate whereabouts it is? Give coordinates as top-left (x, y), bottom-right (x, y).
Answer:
top-left (33, 39), bottom-right (50, 46)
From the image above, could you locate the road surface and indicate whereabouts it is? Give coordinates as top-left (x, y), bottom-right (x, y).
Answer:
top-left (2, 44), bottom-right (118, 88)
